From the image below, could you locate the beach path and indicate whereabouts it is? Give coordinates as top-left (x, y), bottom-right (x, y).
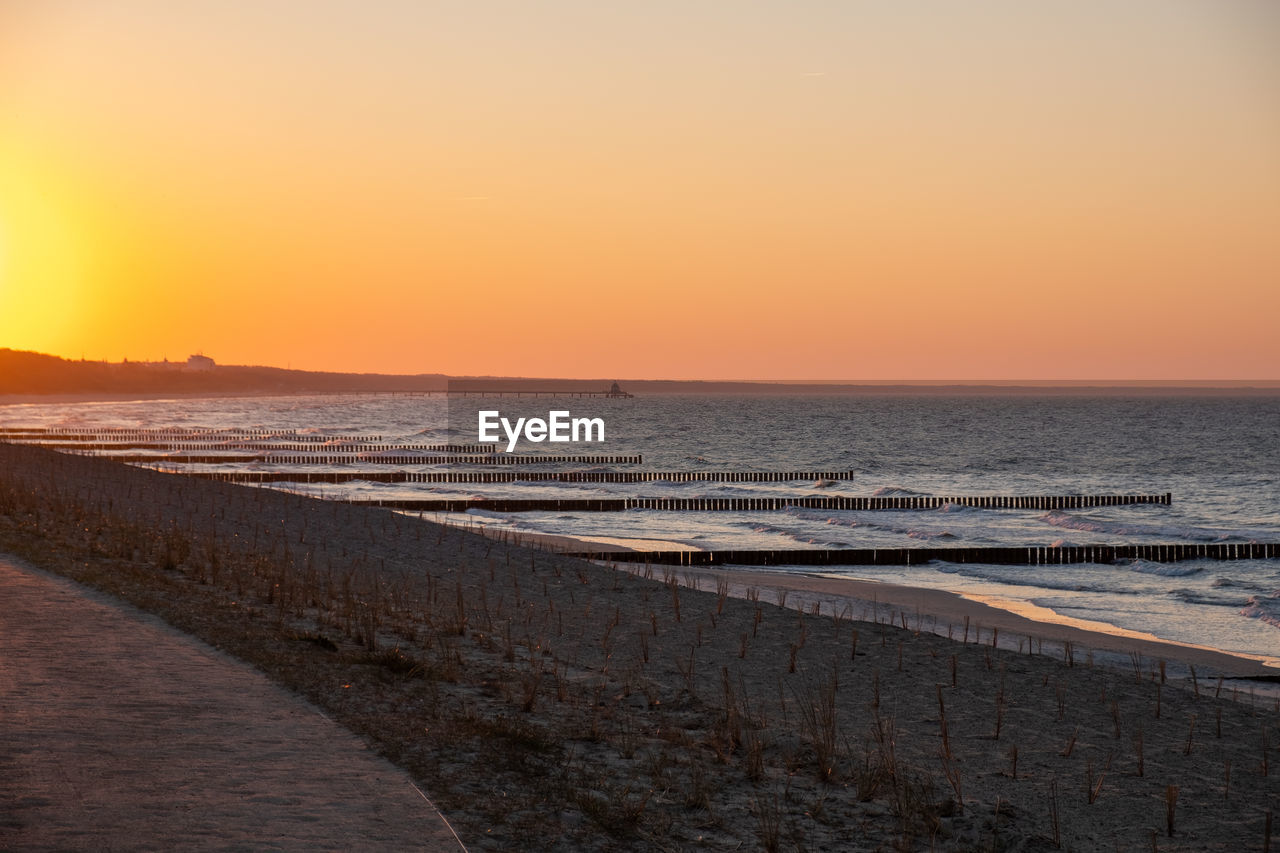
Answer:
top-left (0, 556), bottom-right (465, 851)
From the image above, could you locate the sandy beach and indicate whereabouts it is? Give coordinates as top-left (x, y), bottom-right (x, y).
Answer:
top-left (679, 567), bottom-right (1278, 678)
top-left (490, 528), bottom-right (1277, 680)
top-left (3, 442), bottom-right (1279, 851)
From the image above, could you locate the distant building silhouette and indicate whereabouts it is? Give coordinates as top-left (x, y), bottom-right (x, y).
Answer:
top-left (186, 354), bottom-right (216, 371)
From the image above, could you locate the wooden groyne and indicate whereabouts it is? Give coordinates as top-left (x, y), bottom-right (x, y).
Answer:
top-left (183, 470), bottom-right (857, 484)
top-left (0, 429), bottom-right (384, 442)
top-left (352, 494), bottom-right (1171, 512)
top-left (114, 453), bottom-right (644, 465)
top-left (564, 542), bottom-right (1280, 567)
top-left (19, 442), bottom-right (496, 453)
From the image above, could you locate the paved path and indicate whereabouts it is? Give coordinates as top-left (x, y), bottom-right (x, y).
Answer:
top-left (0, 557), bottom-right (466, 851)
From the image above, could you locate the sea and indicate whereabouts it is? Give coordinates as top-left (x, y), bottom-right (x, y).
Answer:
top-left (4, 391), bottom-right (1280, 667)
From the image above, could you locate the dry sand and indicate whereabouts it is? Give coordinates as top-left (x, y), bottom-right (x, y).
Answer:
top-left (677, 567), bottom-right (1277, 679)
top-left (491, 529), bottom-right (1277, 680)
top-left (3, 442), bottom-right (1280, 851)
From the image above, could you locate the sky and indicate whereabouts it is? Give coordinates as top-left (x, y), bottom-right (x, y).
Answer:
top-left (1, 1), bottom-right (1277, 380)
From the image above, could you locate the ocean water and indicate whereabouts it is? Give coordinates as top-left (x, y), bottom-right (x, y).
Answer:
top-left (5, 392), bottom-right (1280, 665)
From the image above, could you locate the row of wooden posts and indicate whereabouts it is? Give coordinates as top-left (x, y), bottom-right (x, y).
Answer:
top-left (115, 453), bottom-right (643, 465)
top-left (0, 428), bottom-right (384, 441)
top-left (20, 442), bottom-right (493, 453)
top-left (186, 470), bottom-right (858, 484)
top-left (566, 542), bottom-right (1280, 567)
top-left (357, 494), bottom-right (1171, 512)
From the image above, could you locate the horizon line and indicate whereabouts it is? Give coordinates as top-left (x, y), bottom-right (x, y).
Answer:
top-left (8, 349), bottom-right (1279, 386)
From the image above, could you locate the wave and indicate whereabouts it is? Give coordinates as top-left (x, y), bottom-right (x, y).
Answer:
top-left (1212, 576), bottom-right (1249, 589)
top-left (743, 522), bottom-right (848, 549)
top-left (782, 508), bottom-right (961, 541)
top-left (1169, 588), bottom-right (1249, 608)
top-left (1241, 593), bottom-right (1280, 629)
top-left (1039, 510), bottom-right (1247, 543)
top-left (1125, 559), bottom-right (1205, 578)
top-left (910, 529), bottom-right (959, 540)
top-left (459, 508), bottom-right (510, 519)
top-left (930, 562), bottom-right (1139, 594)
top-left (871, 486), bottom-right (925, 497)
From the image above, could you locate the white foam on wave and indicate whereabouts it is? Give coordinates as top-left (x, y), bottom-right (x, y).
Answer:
top-left (786, 508), bottom-right (960, 541)
top-left (461, 508), bottom-right (516, 520)
top-left (931, 562), bottom-right (1108, 593)
top-left (1040, 510), bottom-right (1255, 543)
top-left (871, 486), bottom-right (924, 497)
top-left (745, 521), bottom-right (846, 548)
top-left (1125, 559), bottom-right (1204, 578)
top-left (1241, 593), bottom-right (1280, 629)
top-left (909, 529), bottom-right (959, 540)
top-left (1169, 588), bottom-right (1249, 608)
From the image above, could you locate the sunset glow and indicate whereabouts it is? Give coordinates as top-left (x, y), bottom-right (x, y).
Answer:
top-left (2, 1), bottom-right (1277, 379)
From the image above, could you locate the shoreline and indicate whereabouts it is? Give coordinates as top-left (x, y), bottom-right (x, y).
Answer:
top-left (684, 566), bottom-right (1278, 679)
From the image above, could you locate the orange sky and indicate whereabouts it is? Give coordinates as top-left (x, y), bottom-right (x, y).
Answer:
top-left (2, 1), bottom-right (1277, 379)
